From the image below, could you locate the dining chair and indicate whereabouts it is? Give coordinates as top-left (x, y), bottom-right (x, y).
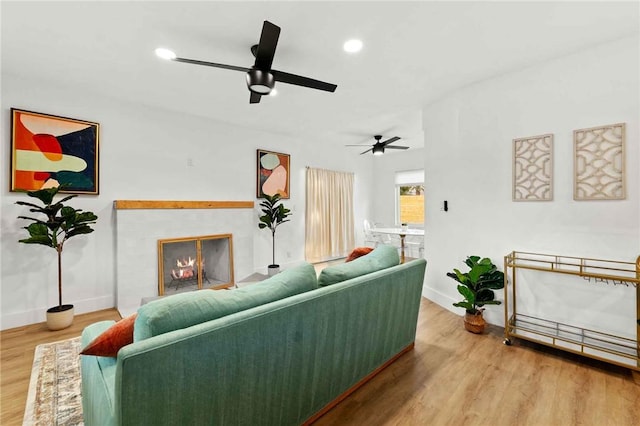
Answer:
top-left (404, 235), bottom-right (425, 258)
top-left (363, 219), bottom-right (381, 247)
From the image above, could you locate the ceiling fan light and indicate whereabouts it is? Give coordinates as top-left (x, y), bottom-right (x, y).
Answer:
top-left (343, 39), bottom-right (363, 53)
top-left (155, 48), bottom-right (176, 60)
top-left (373, 145), bottom-right (384, 156)
top-left (247, 69), bottom-right (275, 94)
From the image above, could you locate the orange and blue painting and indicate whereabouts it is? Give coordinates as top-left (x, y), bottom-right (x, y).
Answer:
top-left (257, 149), bottom-right (290, 199)
top-left (10, 109), bottom-right (99, 194)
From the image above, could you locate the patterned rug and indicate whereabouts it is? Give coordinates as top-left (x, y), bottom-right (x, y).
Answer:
top-left (24, 337), bottom-right (84, 425)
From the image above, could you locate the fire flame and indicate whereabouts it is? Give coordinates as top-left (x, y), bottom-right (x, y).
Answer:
top-left (176, 257), bottom-right (196, 268)
top-left (171, 256), bottom-right (199, 279)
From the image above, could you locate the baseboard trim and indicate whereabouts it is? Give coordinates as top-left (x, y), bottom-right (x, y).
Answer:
top-left (0, 296), bottom-right (113, 330)
top-left (303, 342), bottom-right (415, 425)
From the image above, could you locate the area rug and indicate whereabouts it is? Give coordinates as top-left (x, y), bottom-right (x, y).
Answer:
top-left (24, 337), bottom-right (84, 425)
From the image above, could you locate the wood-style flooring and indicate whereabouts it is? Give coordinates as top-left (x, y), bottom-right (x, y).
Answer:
top-left (1, 300), bottom-right (639, 426)
top-left (1, 309), bottom-right (121, 425)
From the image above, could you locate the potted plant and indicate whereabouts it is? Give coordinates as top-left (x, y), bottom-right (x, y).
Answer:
top-left (446, 255), bottom-right (505, 334)
top-left (16, 186), bottom-right (98, 330)
top-left (258, 193), bottom-right (292, 276)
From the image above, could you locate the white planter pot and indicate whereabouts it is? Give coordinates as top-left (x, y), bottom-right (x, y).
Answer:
top-left (267, 265), bottom-right (280, 276)
top-left (46, 304), bottom-right (74, 331)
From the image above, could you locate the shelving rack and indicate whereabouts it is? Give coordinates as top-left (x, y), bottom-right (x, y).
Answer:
top-left (503, 251), bottom-right (640, 371)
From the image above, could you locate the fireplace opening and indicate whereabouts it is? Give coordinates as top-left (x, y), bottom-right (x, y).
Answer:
top-left (158, 234), bottom-right (234, 295)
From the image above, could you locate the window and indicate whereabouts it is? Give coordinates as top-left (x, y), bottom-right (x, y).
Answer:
top-left (395, 170), bottom-right (424, 225)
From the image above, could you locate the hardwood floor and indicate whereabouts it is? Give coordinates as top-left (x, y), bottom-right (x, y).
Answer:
top-left (316, 298), bottom-right (640, 426)
top-left (1, 300), bottom-right (638, 425)
top-left (0, 308), bottom-right (121, 426)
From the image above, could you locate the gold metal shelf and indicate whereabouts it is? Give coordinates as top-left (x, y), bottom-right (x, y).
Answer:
top-left (504, 251), bottom-right (639, 286)
top-left (508, 314), bottom-right (638, 369)
top-left (503, 251), bottom-right (640, 372)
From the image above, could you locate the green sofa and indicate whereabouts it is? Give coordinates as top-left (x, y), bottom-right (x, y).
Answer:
top-left (81, 245), bottom-right (427, 425)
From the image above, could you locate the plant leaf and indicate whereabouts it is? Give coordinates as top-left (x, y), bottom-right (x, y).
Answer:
top-left (453, 301), bottom-right (473, 310)
top-left (65, 225), bottom-right (95, 239)
top-left (476, 288), bottom-right (496, 302)
top-left (19, 235), bottom-right (53, 246)
top-left (15, 200), bottom-right (45, 210)
top-left (457, 285), bottom-right (475, 304)
top-left (26, 187), bottom-right (59, 205)
top-left (26, 222), bottom-right (50, 236)
top-left (478, 300), bottom-right (502, 306)
top-left (465, 255), bottom-right (481, 268)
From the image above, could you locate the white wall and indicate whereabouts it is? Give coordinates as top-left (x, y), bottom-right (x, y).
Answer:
top-left (0, 73), bottom-right (374, 329)
top-left (423, 36), bottom-right (639, 331)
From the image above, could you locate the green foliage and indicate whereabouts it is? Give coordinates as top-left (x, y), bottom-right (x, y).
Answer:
top-left (16, 187), bottom-right (97, 249)
top-left (258, 194), bottom-right (292, 266)
top-left (16, 186), bottom-right (98, 308)
top-left (399, 185), bottom-right (424, 196)
top-left (447, 255), bottom-right (505, 315)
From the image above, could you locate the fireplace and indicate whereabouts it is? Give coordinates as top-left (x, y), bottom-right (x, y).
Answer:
top-left (158, 234), bottom-right (234, 295)
top-left (114, 199), bottom-right (254, 318)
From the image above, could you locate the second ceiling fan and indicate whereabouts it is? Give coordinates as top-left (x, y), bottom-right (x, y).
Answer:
top-left (347, 135), bottom-right (409, 155)
top-left (156, 20), bottom-right (337, 104)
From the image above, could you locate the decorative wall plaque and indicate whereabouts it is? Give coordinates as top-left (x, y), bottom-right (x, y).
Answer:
top-left (574, 123), bottom-right (625, 200)
top-left (512, 134), bottom-right (553, 201)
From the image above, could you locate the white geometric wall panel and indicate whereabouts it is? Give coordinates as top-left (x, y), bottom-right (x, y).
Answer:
top-left (513, 134), bottom-right (553, 201)
top-left (574, 123), bottom-right (625, 200)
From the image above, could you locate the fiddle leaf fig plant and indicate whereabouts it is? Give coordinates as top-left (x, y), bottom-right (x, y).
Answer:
top-left (258, 193), bottom-right (292, 267)
top-left (16, 186), bottom-right (98, 309)
top-left (446, 256), bottom-right (505, 315)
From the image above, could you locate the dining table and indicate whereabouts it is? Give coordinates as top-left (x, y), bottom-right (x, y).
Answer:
top-left (370, 227), bottom-right (424, 263)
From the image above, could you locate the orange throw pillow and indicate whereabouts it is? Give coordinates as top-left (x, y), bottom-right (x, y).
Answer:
top-left (346, 247), bottom-right (374, 262)
top-left (81, 313), bottom-right (137, 357)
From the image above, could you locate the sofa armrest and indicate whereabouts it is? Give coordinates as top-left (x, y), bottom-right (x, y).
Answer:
top-left (81, 321), bottom-right (118, 426)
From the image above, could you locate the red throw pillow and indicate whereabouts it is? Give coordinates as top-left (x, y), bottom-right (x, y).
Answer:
top-left (346, 247), bottom-right (374, 262)
top-left (81, 313), bottom-right (137, 357)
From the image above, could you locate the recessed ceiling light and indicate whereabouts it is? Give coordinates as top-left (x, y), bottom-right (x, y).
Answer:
top-left (155, 47), bottom-right (176, 60)
top-left (343, 39), bottom-right (363, 53)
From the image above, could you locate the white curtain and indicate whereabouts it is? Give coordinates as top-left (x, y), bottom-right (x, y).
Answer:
top-left (305, 167), bottom-right (355, 263)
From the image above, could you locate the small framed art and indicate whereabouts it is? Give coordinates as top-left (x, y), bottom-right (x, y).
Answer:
top-left (257, 149), bottom-right (290, 199)
top-left (10, 108), bottom-right (100, 194)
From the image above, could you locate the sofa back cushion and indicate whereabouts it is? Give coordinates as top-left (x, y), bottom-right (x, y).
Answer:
top-left (317, 244), bottom-right (400, 287)
top-left (134, 262), bottom-right (318, 341)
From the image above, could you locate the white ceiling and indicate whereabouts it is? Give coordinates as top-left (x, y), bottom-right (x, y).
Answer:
top-left (2, 1), bottom-right (638, 153)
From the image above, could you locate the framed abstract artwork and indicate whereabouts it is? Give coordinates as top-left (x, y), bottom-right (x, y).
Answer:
top-left (10, 108), bottom-right (100, 194)
top-left (257, 149), bottom-right (290, 198)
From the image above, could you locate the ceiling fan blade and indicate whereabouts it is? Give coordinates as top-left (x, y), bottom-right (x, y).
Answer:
top-left (381, 136), bottom-right (401, 146)
top-left (272, 69), bottom-right (337, 92)
top-left (254, 21), bottom-right (280, 70)
top-left (250, 92), bottom-right (262, 104)
top-left (360, 148), bottom-right (373, 155)
top-left (345, 144), bottom-right (371, 147)
top-left (174, 57), bottom-right (250, 73)
top-left (385, 145), bottom-right (410, 150)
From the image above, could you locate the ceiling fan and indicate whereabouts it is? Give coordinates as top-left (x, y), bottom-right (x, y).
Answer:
top-left (346, 135), bottom-right (409, 155)
top-left (155, 20), bottom-right (337, 104)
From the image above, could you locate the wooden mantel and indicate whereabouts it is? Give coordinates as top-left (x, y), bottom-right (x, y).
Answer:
top-left (113, 200), bottom-right (254, 210)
